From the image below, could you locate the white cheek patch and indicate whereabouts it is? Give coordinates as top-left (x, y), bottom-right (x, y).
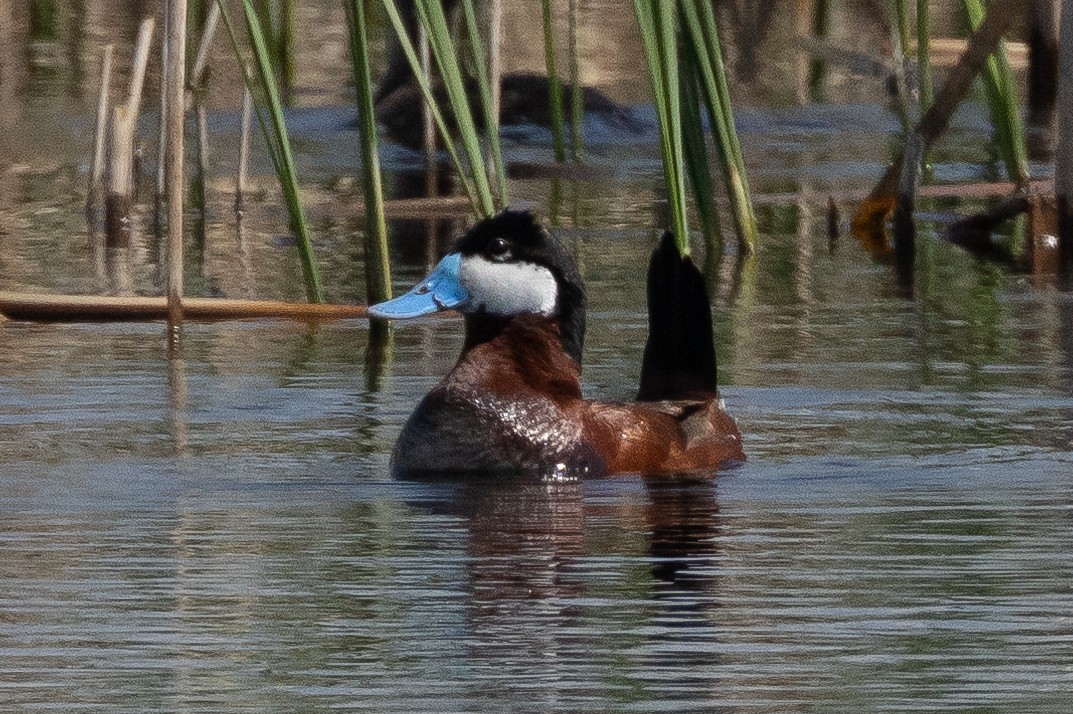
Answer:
top-left (459, 255), bottom-right (558, 316)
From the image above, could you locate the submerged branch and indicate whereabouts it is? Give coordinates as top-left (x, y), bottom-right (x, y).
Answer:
top-left (852, 0), bottom-right (1023, 247)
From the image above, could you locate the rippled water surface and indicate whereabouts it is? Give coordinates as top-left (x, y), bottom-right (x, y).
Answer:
top-left (4, 245), bottom-right (1073, 711)
top-left (4, 0), bottom-right (1073, 711)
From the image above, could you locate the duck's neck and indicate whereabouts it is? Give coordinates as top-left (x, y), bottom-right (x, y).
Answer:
top-left (463, 310), bottom-right (583, 367)
top-left (460, 314), bottom-right (582, 397)
top-left (461, 313), bottom-right (512, 358)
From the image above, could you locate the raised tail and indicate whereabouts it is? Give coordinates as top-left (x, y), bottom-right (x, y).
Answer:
top-left (637, 232), bottom-right (718, 402)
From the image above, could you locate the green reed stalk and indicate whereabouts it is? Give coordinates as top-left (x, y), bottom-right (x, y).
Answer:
top-left (411, 0), bottom-right (496, 214)
top-left (380, 0), bottom-right (484, 215)
top-left (917, 0), bottom-right (934, 110)
top-left (395, 0), bottom-right (499, 216)
top-left (680, 0), bottom-right (758, 251)
top-left (247, 2), bottom-right (295, 103)
top-left (633, 0), bottom-right (690, 255)
top-left (961, 0), bottom-right (1030, 187)
top-left (460, 0), bottom-right (509, 204)
top-left (541, 0), bottom-right (567, 162)
top-left (254, 1), bottom-right (279, 82)
top-left (218, 0), bottom-right (324, 302)
top-left (568, 0), bottom-right (584, 160)
top-left (893, 0), bottom-right (911, 60)
top-left (886, 0), bottom-right (913, 134)
top-left (193, 0), bottom-right (213, 32)
top-left (808, 0), bottom-right (832, 102)
top-left (680, 48), bottom-right (721, 251)
top-left (344, 0), bottom-right (391, 306)
top-left (278, 0), bottom-right (296, 100)
top-left (381, 0), bottom-right (507, 217)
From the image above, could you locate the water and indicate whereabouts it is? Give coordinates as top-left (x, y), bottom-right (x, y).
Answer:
top-left (4, 0), bottom-right (1073, 710)
top-left (3, 241), bottom-right (1073, 711)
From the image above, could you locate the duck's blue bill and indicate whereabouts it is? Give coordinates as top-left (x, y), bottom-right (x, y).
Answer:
top-left (368, 253), bottom-right (468, 319)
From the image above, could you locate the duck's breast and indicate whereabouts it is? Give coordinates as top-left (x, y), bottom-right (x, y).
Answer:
top-left (391, 385), bottom-right (604, 477)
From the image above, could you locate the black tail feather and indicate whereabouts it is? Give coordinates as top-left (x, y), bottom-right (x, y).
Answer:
top-left (637, 232), bottom-right (718, 402)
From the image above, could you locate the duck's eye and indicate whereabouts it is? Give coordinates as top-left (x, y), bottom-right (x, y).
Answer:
top-left (488, 237), bottom-right (510, 258)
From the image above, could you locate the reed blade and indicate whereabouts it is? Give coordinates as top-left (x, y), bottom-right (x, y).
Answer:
top-left (893, 0), bottom-right (911, 59)
top-left (381, 0), bottom-right (500, 217)
top-left (808, 0), bottom-right (832, 102)
top-left (379, 0), bottom-right (483, 215)
top-left (542, 0), bottom-right (567, 163)
top-left (680, 46), bottom-right (721, 251)
top-left (633, 0), bottom-right (689, 255)
top-left (460, 0), bottom-right (509, 204)
top-left (961, 0), bottom-right (1030, 187)
top-left (217, 0), bottom-right (324, 303)
top-left (680, 0), bottom-right (758, 251)
top-left (917, 0), bottom-right (934, 110)
top-left (633, 0), bottom-right (697, 255)
top-left (344, 0), bottom-right (392, 306)
top-left (568, 0), bottom-right (585, 161)
top-left (409, 0), bottom-right (497, 216)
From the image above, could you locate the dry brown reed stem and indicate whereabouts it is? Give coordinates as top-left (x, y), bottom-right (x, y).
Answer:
top-left (852, 0), bottom-right (1022, 249)
top-left (194, 104), bottom-right (210, 237)
top-left (86, 44), bottom-right (114, 223)
top-left (167, 339), bottom-right (188, 456)
top-left (154, 2), bottom-right (218, 235)
top-left (235, 89), bottom-right (254, 298)
top-left (488, 0), bottom-right (503, 124)
top-left (165, 0), bottom-right (187, 329)
top-left (155, 15), bottom-right (169, 238)
top-left (236, 89), bottom-right (253, 216)
top-left (487, 0), bottom-right (503, 174)
top-left (105, 105), bottom-right (134, 247)
top-left (125, 20), bottom-right (154, 119)
top-left (188, 3), bottom-right (221, 107)
top-left (1057, 0), bottom-right (1073, 273)
top-left (419, 24), bottom-right (437, 181)
top-left (191, 3), bottom-right (221, 232)
top-left (186, 5), bottom-right (220, 245)
top-left (104, 18), bottom-right (154, 253)
top-left (893, 132), bottom-right (924, 287)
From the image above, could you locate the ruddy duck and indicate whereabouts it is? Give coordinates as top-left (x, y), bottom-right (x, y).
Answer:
top-left (376, 73), bottom-right (639, 151)
top-left (372, 0), bottom-right (639, 150)
top-left (369, 210), bottom-right (744, 478)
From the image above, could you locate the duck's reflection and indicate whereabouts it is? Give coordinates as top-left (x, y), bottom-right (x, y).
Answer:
top-left (449, 477), bottom-right (586, 607)
top-left (407, 473), bottom-right (724, 699)
top-left (640, 477), bottom-right (724, 704)
top-left (645, 477), bottom-right (722, 599)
